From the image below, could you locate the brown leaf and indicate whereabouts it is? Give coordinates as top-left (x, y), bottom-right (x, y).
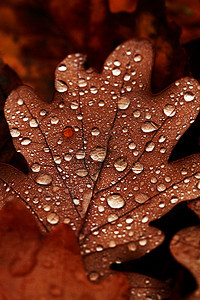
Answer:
top-left (170, 226), bottom-right (200, 300)
top-left (0, 39), bottom-right (200, 284)
top-left (0, 200), bottom-right (130, 300)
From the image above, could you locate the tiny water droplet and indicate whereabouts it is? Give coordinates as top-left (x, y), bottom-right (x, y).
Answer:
top-left (90, 86), bottom-right (98, 94)
top-left (114, 157), bottom-right (128, 172)
top-left (158, 135), bottom-right (166, 143)
top-left (117, 96), bottom-right (130, 110)
top-left (107, 194), bottom-right (125, 209)
top-left (40, 109), bottom-right (47, 116)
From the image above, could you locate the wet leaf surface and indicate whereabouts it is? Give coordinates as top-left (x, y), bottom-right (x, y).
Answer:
top-left (170, 225), bottom-right (200, 300)
top-left (0, 40), bottom-right (200, 287)
top-left (0, 200), bottom-right (130, 300)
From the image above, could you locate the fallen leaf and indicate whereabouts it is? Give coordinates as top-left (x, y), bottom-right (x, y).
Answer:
top-left (0, 39), bottom-right (200, 283)
top-left (0, 200), bottom-right (130, 300)
top-left (170, 225), bottom-right (200, 300)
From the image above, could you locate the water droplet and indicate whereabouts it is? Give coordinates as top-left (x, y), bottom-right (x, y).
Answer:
top-left (56, 80), bottom-right (68, 92)
top-left (21, 138), bottom-right (31, 146)
top-left (184, 91), bottom-right (195, 102)
top-left (78, 78), bottom-right (87, 87)
top-left (107, 194), bottom-right (125, 209)
top-left (17, 98), bottom-right (23, 105)
top-left (141, 121), bottom-right (158, 133)
top-left (124, 73), bottom-right (131, 81)
top-left (108, 214), bottom-right (118, 222)
top-left (139, 239), bottom-right (147, 246)
top-left (117, 96), bottom-right (130, 110)
top-left (151, 177), bottom-right (157, 183)
top-left (47, 212), bottom-right (59, 224)
top-left (157, 184), bottom-right (166, 192)
top-left (126, 216), bottom-right (133, 224)
top-left (40, 109), bottom-right (47, 116)
top-left (158, 135), bottom-right (166, 143)
top-left (58, 64), bottom-right (67, 71)
top-left (112, 68), bottom-right (121, 76)
top-left (98, 100), bottom-right (105, 107)
top-left (145, 141), bottom-right (155, 152)
top-left (76, 149), bottom-right (85, 160)
top-left (128, 142), bottom-right (136, 149)
top-left (35, 174), bottom-right (53, 185)
top-left (64, 153), bottom-right (72, 161)
top-left (135, 193), bottom-right (149, 203)
top-left (10, 128), bottom-right (20, 137)
top-left (54, 155), bottom-right (61, 164)
top-left (90, 86), bottom-right (98, 94)
top-left (89, 271), bottom-right (99, 281)
top-left (91, 127), bottom-right (100, 136)
top-left (134, 54), bottom-right (143, 62)
top-left (75, 168), bottom-right (88, 177)
top-left (142, 215), bottom-right (149, 223)
top-left (128, 242), bottom-right (137, 251)
top-left (133, 109), bottom-right (141, 118)
top-left (163, 104), bottom-right (175, 117)
top-left (51, 116), bottom-right (59, 124)
top-left (170, 196), bottom-right (178, 204)
top-left (109, 240), bottom-right (116, 248)
top-left (71, 101), bottom-right (79, 109)
top-left (90, 146), bottom-right (106, 162)
top-left (114, 157), bottom-right (128, 172)
top-left (132, 162), bottom-right (144, 174)
top-left (31, 163), bottom-right (41, 172)
top-left (196, 182), bottom-right (200, 189)
top-left (29, 119), bottom-right (38, 128)
top-left (63, 126), bottom-right (74, 138)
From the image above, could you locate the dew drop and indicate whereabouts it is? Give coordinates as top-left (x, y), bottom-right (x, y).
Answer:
top-left (98, 100), bottom-right (105, 107)
top-left (157, 184), bottom-right (166, 192)
top-left (114, 157), bottom-right (128, 172)
top-left (10, 128), bottom-right (20, 137)
top-left (124, 73), bottom-right (131, 81)
top-left (135, 193), bottom-right (149, 203)
top-left (132, 162), bottom-right (144, 174)
top-left (89, 271), bottom-right (99, 281)
top-left (75, 168), bottom-right (88, 177)
top-left (21, 138), bottom-right (31, 146)
top-left (184, 91), bottom-right (195, 102)
top-left (108, 214), bottom-right (118, 222)
top-left (159, 135), bottom-right (166, 143)
top-left (91, 127), bottom-right (100, 136)
top-left (76, 149), bottom-right (85, 160)
top-left (63, 126), bottom-right (74, 138)
top-left (51, 116), bottom-right (59, 124)
top-left (133, 109), bottom-right (141, 118)
top-left (58, 64), bottom-right (67, 71)
top-left (117, 96), bottom-right (130, 110)
top-left (107, 194), bottom-right (125, 209)
top-left (128, 242), bottom-right (137, 251)
top-left (128, 142), bottom-right (136, 149)
top-left (112, 68), bottom-right (121, 76)
top-left (47, 213), bottom-right (59, 224)
top-left (17, 98), bottom-right (23, 105)
top-left (163, 104), bottom-right (175, 117)
top-left (196, 182), bottom-right (200, 189)
top-left (170, 196), bottom-right (178, 204)
top-left (90, 146), bottom-right (106, 162)
top-left (29, 118), bottom-right (38, 128)
top-left (35, 174), bottom-right (53, 185)
top-left (78, 78), bottom-right (87, 87)
top-left (145, 141), bottom-right (155, 152)
top-left (31, 163), bottom-right (41, 172)
top-left (90, 86), bottom-right (98, 94)
top-left (141, 121), bottom-right (158, 133)
top-left (56, 81), bottom-right (68, 92)
top-left (54, 156), bottom-right (61, 164)
top-left (40, 109), bottom-right (47, 116)
top-left (70, 101), bottom-right (79, 110)
top-left (134, 54), bottom-right (143, 62)
top-left (139, 239), bottom-right (147, 246)
top-left (142, 215), bottom-right (149, 223)
top-left (64, 153), bottom-right (72, 161)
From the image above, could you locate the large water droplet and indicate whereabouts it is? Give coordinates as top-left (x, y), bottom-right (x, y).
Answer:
top-left (76, 149), bottom-right (85, 160)
top-left (75, 168), bottom-right (88, 177)
top-left (29, 119), bottom-right (38, 128)
top-left (107, 194), bottom-right (125, 209)
top-left (56, 80), bottom-right (68, 92)
top-left (63, 126), bottom-right (74, 138)
top-left (10, 128), bottom-right (20, 137)
top-left (31, 163), bottom-right (41, 172)
top-left (163, 104), bottom-right (175, 117)
top-left (51, 116), bottom-right (59, 124)
top-left (17, 98), bottom-right (23, 105)
top-left (35, 174), bottom-right (53, 185)
top-left (107, 214), bottom-right (118, 222)
top-left (90, 146), bottom-right (106, 162)
top-left (78, 78), bottom-right (87, 87)
top-left (64, 153), bottom-right (72, 161)
top-left (134, 54), bottom-right (143, 62)
top-left (145, 141), bottom-right (155, 152)
top-left (47, 212), bottom-right (59, 224)
top-left (117, 96), bottom-right (130, 110)
top-left (20, 138), bottom-right (31, 146)
top-left (141, 121), bottom-right (158, 133)
top-left (71, 101), bottom-right (79, 110)
top-left (114, 157), bottom-right (128, 172)
top-left (91, 127), bottom-right (100, 136)
top-left (128, 142), bottom-right (136, 149)
top-left (135, 193), bottom-right (149, 203)
top-left (184, 91), bottom-right (195, 102)
top-left (132, 162), bottom-right (144, 174)
top-left (58, 64), bottom-right (67, 71)
top-left (112, 68), bottom-right (121, 76)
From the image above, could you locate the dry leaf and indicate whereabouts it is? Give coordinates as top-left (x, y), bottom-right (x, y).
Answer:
top-left (170, 226), bottom-right (200, 300)
top-left (0, 39), bottom-right (200, 284)
top-left (0, 200), bottom-right (130, 300)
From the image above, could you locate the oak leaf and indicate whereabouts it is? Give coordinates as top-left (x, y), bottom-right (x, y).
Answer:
top-left (170, 226), bottom-right (200, 300)
top-left (0, 39), bottom-right (200, 283)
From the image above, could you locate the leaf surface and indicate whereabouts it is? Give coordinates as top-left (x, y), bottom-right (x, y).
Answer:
top-left (170, 226), bottom-right (200, 300)
top-left (0, 39), bottom-right (200, 281)
top-left (0, 200), bottom-right (130, 300)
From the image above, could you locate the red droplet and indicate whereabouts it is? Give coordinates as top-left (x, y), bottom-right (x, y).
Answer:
top-left (63, 126), bottom-right (74, 138)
